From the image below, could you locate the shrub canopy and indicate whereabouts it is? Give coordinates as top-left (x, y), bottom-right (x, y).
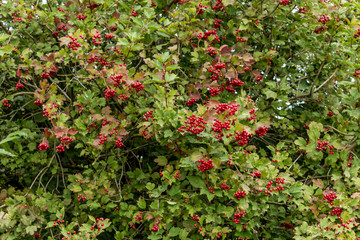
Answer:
top-left (1, 0), bottom-right (360, 239)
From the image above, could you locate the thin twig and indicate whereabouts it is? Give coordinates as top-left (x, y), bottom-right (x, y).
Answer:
top-left (314, 68), bottom-right (339, 93)
top-left (324, 125), bottom-right (353, 136)
top-left (310, 61), bottom-right (325, 96)
top-left (289, 154), bottom-right (303, 170)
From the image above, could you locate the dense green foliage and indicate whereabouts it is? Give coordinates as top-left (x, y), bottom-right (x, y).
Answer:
top-left (1, 0), bottom-right (360, 239)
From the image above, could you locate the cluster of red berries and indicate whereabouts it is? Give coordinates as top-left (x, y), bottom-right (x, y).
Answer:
top-left (131, 9), bottom-right (138, 17)
top-left (92, 31), bottom-right (102, 45)
top-left (209, 87), bottom-right (221, 97)
top-left (135, 212), bottom-right (143, 222)
top-left (76, 13), bottom-right (87, 20)
top-left (186, 98), bottom-right (197, 106)
top-left (142, 127), bottom-right (153, 140)
top-left (227, 158), bottom-right (234, 167)
top-left (216, 232), bottom-right (226, 239)
top-left (33, 233), bottom-right (41, 238)
top-left (235, 130), bottom-right (251, 146)
top-left (40, 72), bottom-right (50, 79)
top-left (115, 138), bottom-right (124, 148)
top-left (105, 33), bottom-right (115, 39)
top-left (329, 208), bottom-right (343, 216)
top-left (38, 142), bottom-right (49, 151)
top-left (87, 56), bottom-right (114, 68)
top-left (66, 35), bottom-right (81, 50)
top-left (208, 187), bottom-right (215, 194)
top-left (196, 29), bottom-right (217, 41)
top-left (231, 79), bottom-right (244, 87)
top-left (318, 14), bottom-right (330, 24)
top-left (315, 26), bottom-right (327, 34)
top-left (213, 19), bottom-right (222, 28)
top-left (87, 123), bottom-right (97, 132)
top-left (315, 141), bottom-right (334, 154)
top-left (57, 24), bottom-right (67, 32)
top-left (283, 222), bottom-right (294, 228)
top-left (255, 75), bottom-right (263, 84)
top-left (324, 192), bottom-right (337, 205)
top-left (206, 46), bottom-right (217, 56)
top-left (102, 118), bottom-right (110, 127)
top-left (354, 28), bottom-right (360, 38)
top-left (215, 103), bottom-right (239, 115)
top-left (16, 81), bottom-right (24, 89)
top-left (279, 0), bottom-right (291, 6)
top-left (151, 223), bottom-right (159, 232)
top-left (255, 126), bottom-right (268, 136)
top-left (263, 184), bottom-right (284, 194)
top-left (212, 119), bottom-right (231, 133)
top-left (56, 144), bottom-right (65, 152)
top-left (61, 230), bottom-right (77, 240)
top-left (353, 70), bottom-right (360, 78)
top-left (191, 215), bottom-right (199, 221)
top-left (298, 7), bottom-right (308, 13)
top-left (130, 82), bottom-right (144, 92)
top-left (118, 95), bottom-right (129, 101)
top-left (233, 211), bottom-right (246, 224)
top-left (77, 194), bottom-right (86, 202)
top-left (197, 158), bottom-right (214, 172)
top-left (236, 37), bottom-right (246, 42)
top-left (87, 3), bottom-right (101, 10)
top-left (76, 103), bottom-right (83, 111)
top-left (61, 136), bottom-right (73, 145)
top-left (2, 99), bottom-right (11, 107)
top-left (178, 115), bottom-right (207, 134)
top-left (53, 217), bottom-right (65, 226)
top-left (327, 110), bottom-right (334, 117)
top-left (34, 99), bottom-right (43, 106)
top-left (220, 182), bottom-right (230, 191)
top-left (174, 171), bottom-right (181, 179)
top-left (247, 109), bottom-right (257, 121)
top-left (58, 7), bottom-right (65, 12)
top-left (90, 217), bottom-right (105, 232)
top-left (42, 106), bottom-right (57, 118)
top-left (144, 110), bottom-right (154, 121)
top-left (212, 0), bottom-right (224, 11)
top-left (113, 49), bottom-right (123, 55)
top-left (275, 177), bottom-right (285, 184)
top-left (337, 216), bottom-right (359, 229)
top-left (104, 89), bottom-right (116, 100)
top-left (234, 191), bottom-right (246, 200)
top-left (196, 3), bottom-right (207, 15)
top-left (250, 171), bottom-right (261, 178)
top-left (98, 133), bottom-right (108, 145)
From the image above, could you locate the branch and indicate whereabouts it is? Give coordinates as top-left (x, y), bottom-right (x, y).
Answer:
top-left (324, 125), bottom-right (354, 136)
top-left (310, 61), bottom-right (325, 96)
top-left (314, 68), bottom-right (339, 93)
top-left (289, 154), bottom-right (303, 170)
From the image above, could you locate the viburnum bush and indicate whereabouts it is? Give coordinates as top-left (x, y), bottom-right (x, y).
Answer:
top-left (1, 0), bottom-right (360, 239)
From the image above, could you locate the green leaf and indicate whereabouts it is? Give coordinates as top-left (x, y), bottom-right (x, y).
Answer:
top-left (262, 89), bottom-right (277, 99)
top-left (169, 227), bottom-right (181, 237)
top-left (0, 149), bottom-right (16, 157)
top-left (117, 38), bottom-right (129, 46)
top-left (146, 183), bottom-right (156, 190)
top-left (154, 156), bottom-right (168, 166)
top-left (137, 198), bottom-right (146, 209)
top-left (179, 228), bottom-right (189, 239)
top-left (144, 8), bottom-right (155, 19)
top-left (307, 122), bottom-right (323, 142)
top-left (70, 185), bottom-right (82, 192)
top-left (187, 176), bottom-right (206, 188)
